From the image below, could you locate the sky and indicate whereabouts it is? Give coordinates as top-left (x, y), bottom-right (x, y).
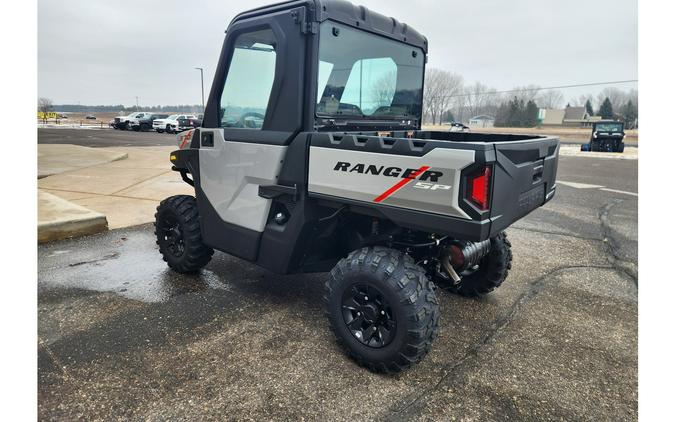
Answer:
top-left (38, 0), bottom-right (637, 107)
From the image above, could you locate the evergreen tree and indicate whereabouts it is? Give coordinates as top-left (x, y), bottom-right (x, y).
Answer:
top-left (494, 103), bottom-right (509, 127)
top-left (524, 100), bottom-right (539, 127)
top-left (584, 99), bottom-right (594, 116)
top-left (507, 97), bottom-right (521, 127)
top-left (598, 97), bottom-right (614, 119)
top-left (621, 100), bottom-right (638, 128)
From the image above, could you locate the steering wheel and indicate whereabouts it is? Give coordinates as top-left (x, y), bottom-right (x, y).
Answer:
top-left (238, 112), bottom-right (265, 129)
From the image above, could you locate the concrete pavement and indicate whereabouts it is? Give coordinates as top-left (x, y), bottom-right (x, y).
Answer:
top-left (38, 145), bottom-right (193, 233)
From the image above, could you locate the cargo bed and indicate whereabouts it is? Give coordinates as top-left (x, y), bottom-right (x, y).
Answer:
top-left (307, 130), bottom-right (559, 241)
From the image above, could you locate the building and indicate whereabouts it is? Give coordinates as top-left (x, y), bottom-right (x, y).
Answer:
top-left (468, 115), bottom-right (495, 128)
top-left (539, 106), bottom-right (601, 127)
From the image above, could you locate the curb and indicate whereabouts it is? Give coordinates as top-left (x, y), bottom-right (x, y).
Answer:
top-left (38, 191), bottom-right (109, 243)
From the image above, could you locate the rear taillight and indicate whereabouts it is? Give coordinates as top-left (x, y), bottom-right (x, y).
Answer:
top-left (467, 165), bottom-right (492, 210)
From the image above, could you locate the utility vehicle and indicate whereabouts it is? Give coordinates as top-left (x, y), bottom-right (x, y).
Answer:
top-left (155, 0), bottom-right (559, 373)
top-left (580, 120), bottom-right (625, 152)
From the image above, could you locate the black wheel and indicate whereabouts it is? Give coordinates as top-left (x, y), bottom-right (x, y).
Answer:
top-left (166, 124), bottom-right (174, 134)
top-left (617, 143), bottom-right (625, 153)
top-left (324, 246), bottom-right (440, 373)
top-left (156, 129), bottom-right (164, 133)
top-left (437, 232), bottom-right (512, 297)
top-left (154, 195), bottom-right (213, 273)
top-left (132, 125), bottom-right (140, 131)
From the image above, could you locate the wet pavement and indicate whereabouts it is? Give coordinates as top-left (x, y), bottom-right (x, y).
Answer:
top-left (38, 155), bottom-right (637, 421)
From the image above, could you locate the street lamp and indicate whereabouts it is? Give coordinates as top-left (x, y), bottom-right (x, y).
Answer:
top-left (135, 96), bottom-right (139, 111)
top-left (195, 67), bottom-right (205, 112)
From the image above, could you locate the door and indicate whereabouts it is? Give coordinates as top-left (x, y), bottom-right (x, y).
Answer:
top-left (196, 8), bottom-right (307, 261)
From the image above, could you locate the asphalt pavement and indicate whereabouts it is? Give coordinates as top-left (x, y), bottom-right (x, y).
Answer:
top-left (36, 128), bottom-right (638, 148)
top-left (37, 130), bottom-right (638, 421)
top-left (38, 128), bottom-right (178, 147)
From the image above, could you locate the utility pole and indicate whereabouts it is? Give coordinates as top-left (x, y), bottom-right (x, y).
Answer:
top-left (195, 67), bottom-right (205, 112)
top-left (135, 96), bottom-right (139, 111)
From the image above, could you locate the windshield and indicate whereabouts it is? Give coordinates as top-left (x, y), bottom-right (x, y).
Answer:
top-left (166, 114), bottom-right (178, 120)
top-left (596, 122), bottom-right (623, 132)
top-left (316, 22), bottom-right (424, 121)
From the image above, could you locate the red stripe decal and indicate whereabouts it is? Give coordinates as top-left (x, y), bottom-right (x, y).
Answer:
top-left (373, 166), bottom-right (430, 203)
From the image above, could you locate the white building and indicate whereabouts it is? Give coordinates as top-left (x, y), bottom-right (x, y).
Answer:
top-left (468, 115), bottom-right (495, 128)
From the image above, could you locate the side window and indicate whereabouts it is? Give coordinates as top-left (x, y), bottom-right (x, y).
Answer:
top-left (220, 29), bottom-right (277, 129)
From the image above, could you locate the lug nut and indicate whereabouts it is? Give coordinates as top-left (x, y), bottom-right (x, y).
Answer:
top-left (364, 296), bottom-right (369, 301)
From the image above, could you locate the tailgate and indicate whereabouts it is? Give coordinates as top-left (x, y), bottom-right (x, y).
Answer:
top-left (489, 137), bottom-right (559, 235)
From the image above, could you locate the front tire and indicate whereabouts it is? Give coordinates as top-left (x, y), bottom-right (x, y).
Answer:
top-left (155, 195), bottom-right (213, 273)
top-left (324, 247), bottom-right (440, 373)
top-left (166, 124), bottom-right (174, 134)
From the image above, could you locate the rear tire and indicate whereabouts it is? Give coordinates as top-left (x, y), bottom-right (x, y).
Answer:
top-left (617, 143), bottom-right (625, 153)
top-left (156, 129), bottom-right (164, 133)
top-left (155, 195), bottom-right (213, 274)
top-left (437, 232), bottom-right (512, 297)
top-left (324, 246), bottom-right (440, 373)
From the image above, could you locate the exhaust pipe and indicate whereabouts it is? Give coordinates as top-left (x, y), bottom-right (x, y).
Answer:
top-left (440, 239), bottom-right (491, 283)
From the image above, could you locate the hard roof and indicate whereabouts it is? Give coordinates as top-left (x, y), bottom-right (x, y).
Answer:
top-left (230, 0), bottom-right (428, 53)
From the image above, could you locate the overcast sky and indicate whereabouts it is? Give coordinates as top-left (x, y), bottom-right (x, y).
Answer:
top-left (38, 0), bottom-right (637, 107)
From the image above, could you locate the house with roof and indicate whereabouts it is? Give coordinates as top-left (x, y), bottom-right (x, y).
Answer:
top-left (468, 115), bottom-right (495, 128)
top-left (539, 106), bottom-right (601, 127)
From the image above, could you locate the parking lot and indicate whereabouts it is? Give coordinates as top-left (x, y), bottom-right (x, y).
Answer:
top-left (37, 129), bottom-right (637, 421)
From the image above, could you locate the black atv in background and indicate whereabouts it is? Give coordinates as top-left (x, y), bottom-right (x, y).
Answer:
top-left (581, 120), bottom-right (625, 152)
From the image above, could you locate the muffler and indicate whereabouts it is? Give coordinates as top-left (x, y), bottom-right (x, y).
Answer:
top-left (440, 239), bottom-right (491, 283)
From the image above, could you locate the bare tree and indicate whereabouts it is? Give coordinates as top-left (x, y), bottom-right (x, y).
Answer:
top-left (597, 87), bottom-right (629, 111)
top-left (574, 93), bottom-right (595, 109)
top-left (423, 68), bottom-right (463, 125)
top-left (507, 85), bottom-right (541, 104)
top-left (38, 97), bottom-right (53, 123)
top-left (463, 82), bottom-right (500, 120)
top-left (538, 90), bottom-right (564, 109)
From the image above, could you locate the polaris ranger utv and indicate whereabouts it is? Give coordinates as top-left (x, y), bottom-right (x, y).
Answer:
top-left (155, 0), bottom-right (559, 373)
top-left (581, 120), bottom-right (625, 152)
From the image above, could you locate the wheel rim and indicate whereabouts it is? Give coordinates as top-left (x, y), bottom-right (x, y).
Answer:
top-left (159, 214), bottom-right (185, 258)
top-left (341, 283), bottom-right (396, 348)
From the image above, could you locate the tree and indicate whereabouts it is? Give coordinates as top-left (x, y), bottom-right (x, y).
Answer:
top-left (538, 90), bottom-right (564, 109)
top-left (493, 102), bottom-right (509, 127)
top-left (38, 97), bottom-right (53, 123)
top-left (509, 85), bottom-right (541, 104)
top-left (463, 82), bottom-right (500, 121)
top-left (584, 99), bottom-right (594, 116)
top-left (598, 97), bottom-right (614, 119)
top-left (621, 100), bottom-right (638, 129)
top-left (442, 109), bottom-right (455, 123)
top-left (423, 68), bottom-right (463, 125)
top-left (597, 87), bottom-right (628, 111)
top-left (524, 100), bottom-right (539, 127)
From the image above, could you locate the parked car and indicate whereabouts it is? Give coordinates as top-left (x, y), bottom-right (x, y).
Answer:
top-left (130, 113), bottom-right (169, 131)
top-left (177, 115), bottom-right (202, 130)
top-left (85, 115), bottom-right (97, 120)
top-left (152, 114), bottom-right (198, 133)
top-left (113, 112), bottom-right (152, 130)
top-left (448, 122), bottom-right (470, 132)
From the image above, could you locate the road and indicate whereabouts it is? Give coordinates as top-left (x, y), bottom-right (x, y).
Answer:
top-left (38, 129), bottom-right (637, 421)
